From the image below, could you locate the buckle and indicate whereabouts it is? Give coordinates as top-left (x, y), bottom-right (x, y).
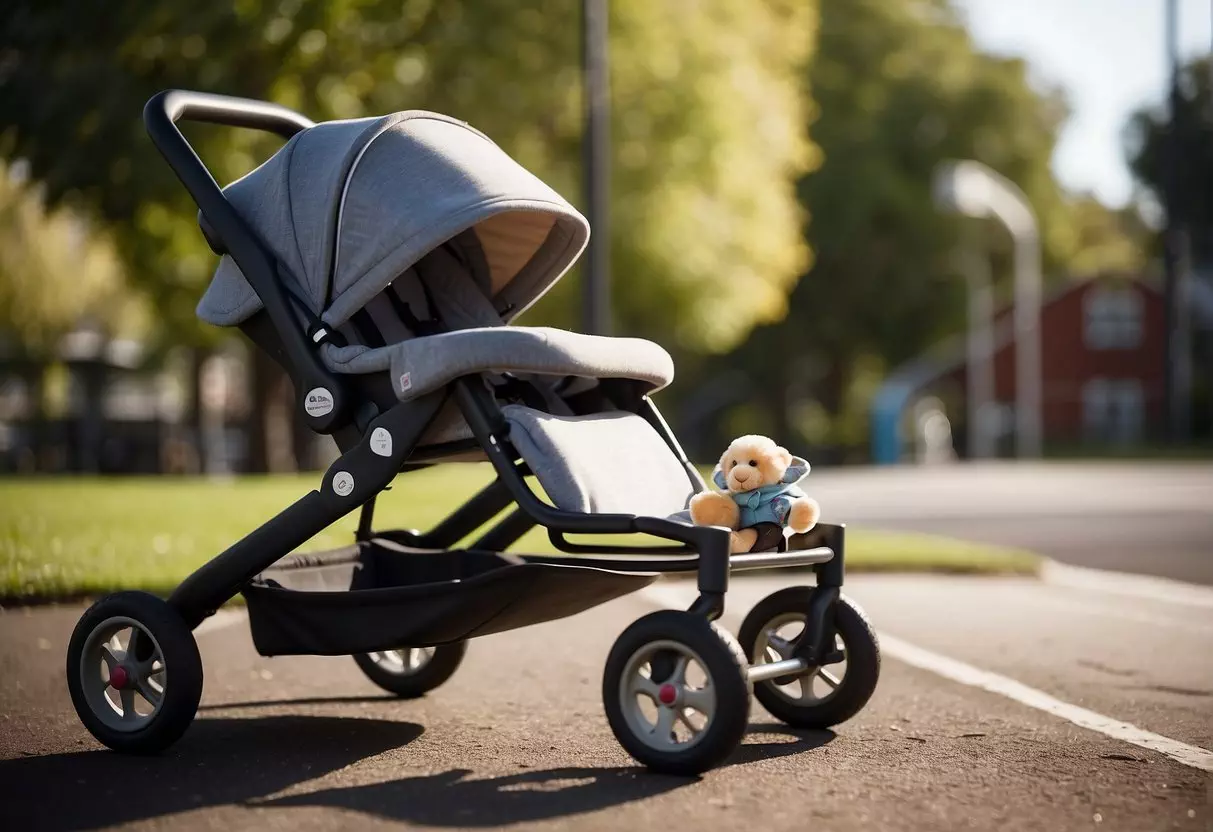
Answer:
top-left (308, 323), bottom-right (347, 348)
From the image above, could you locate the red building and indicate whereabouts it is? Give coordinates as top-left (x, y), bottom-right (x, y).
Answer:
top-left (956, 275), bottom-right (1165, 447)
top-left (873, 275), bottom-right (1168, 461)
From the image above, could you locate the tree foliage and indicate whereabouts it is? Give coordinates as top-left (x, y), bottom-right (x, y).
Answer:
top-left (1125, 56), bottom-right (1213, 268)
top-left (0, 162), bottom-right (134, 362)
top-left (0, 0), bottom-right (815, 355)
top-left (794, 0), bottom-right (1074, 366)
top-left (687, 0), bottom-right (1146, 458)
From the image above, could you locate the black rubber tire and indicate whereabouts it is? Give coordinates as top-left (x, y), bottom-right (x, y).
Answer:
top-left (738, 588), bottom-right (880, 729)
top-left (66, 591), bottom-right (203, 754)
top-left (353, 642), bottom-right (468, 698)
top-left (603, 610), bottom-right (751, 776)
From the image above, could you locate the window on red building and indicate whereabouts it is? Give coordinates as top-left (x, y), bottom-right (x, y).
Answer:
top-left (1083, 287), bottom-right (1143, 350)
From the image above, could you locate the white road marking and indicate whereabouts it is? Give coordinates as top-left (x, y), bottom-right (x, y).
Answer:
top-left (639, 583), bottom-right (1213, 773)
top-left (878, 632), bottom-right (1213, 772)
top-left (1042, 560), bottom-right (1213, 610)
top-left (194, 609), bottom-right (247, 636)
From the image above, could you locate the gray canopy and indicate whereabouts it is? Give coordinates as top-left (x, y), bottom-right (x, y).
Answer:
top-left (196, 107), bottom-right (679, 465)
top-left (197, 110), bottom-right (589, 330)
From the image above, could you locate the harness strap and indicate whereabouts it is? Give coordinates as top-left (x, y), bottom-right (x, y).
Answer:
top-left (350, 308), bottom-right (386, 348)
top-left (384, 279), bottom-right (445, 337)
top-left (491, 375), bottom-right (550, 410)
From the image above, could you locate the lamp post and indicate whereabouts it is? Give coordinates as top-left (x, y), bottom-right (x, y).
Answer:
top-left (933, 160), bottom-right (1043, 459)
top-left (581, 0), bottom-right (611, 335)
top-left (957, 227), bottom-right (996, 459)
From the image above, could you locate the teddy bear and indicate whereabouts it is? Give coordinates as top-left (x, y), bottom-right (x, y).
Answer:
top-left (689, 434), bottom-right (820, 553)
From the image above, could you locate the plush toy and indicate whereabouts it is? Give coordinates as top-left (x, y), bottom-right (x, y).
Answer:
top-left (689, 435), bottom-right (820, 553)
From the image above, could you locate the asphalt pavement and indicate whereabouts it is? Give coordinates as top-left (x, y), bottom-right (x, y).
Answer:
top-left (1, 461), bottom-right (1210, 831)
top-left (1, 569), bottom-right (1210, 832)
top-left (805, 462), bottom-right (1213, 585)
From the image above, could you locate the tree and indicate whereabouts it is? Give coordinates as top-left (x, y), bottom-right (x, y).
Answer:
top-left (1125, 55), bottom-right (1213, 441)
top-left (2, 0), bottom-right (816, 469)
top-left (1125, 56), bottom-right (1213, 268)
top-left (0, 161), bottom-right (131, 363)
top-left (681, 0), bottom-right (1146, 460)
top-left (0, 0), bottom-right (815, 355)
top-left (0, 160), bottom-right (146, 471)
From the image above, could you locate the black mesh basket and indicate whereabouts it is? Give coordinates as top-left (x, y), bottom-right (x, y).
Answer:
top-left (242, 542), bottom-right (657, 656)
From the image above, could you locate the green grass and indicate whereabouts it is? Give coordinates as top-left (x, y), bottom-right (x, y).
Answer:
top-left (1043, 442), bottom-right (1213, 461)
top-left (0, 467), bottom-right (1039, 601)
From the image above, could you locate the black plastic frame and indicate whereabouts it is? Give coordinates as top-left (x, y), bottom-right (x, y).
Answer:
top-left (146, 89), bottom-right (846, 658)
top-left (144, 90), bottom-right (351, 435)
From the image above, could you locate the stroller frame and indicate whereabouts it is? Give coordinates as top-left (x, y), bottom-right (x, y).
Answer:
top-left (65, 91), bottom-right (871, 776)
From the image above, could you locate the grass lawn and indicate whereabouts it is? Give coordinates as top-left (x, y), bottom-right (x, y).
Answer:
top-left (1, 466), bottom-right (1039, 602)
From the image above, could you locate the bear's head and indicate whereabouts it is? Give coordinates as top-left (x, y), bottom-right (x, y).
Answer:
top-left (711, 434), bottom-right (810, 494)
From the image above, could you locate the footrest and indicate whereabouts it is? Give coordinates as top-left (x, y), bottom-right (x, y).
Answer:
top-left (729, 548), bottom-right (834, 571)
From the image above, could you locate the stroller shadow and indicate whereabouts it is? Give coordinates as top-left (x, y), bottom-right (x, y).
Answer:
top-left (0, 714), bottom-right (424, 831)
top-left (259, 723), bottom-right (835, 827)
top-left (0, 716), bottom-right (832, 830)
top-left (197, 694), bottom-right (399, 711)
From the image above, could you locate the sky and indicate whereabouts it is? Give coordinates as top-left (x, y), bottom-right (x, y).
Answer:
top-left (955, 0), bottom-right (1212, 208)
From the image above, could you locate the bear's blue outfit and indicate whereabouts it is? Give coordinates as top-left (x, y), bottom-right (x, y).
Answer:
top-left (712, 457), bottom-right (810, 529)
top-left (733, 482), bottom-right (804, 528)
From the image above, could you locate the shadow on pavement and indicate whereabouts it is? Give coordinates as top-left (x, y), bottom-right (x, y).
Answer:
top-left (733, 722), bottom-right (835, 764)
top-left (197, 694), bottom-right (399, 710)
top-left (0, 714), bottom-right (423, 831)
top-left (0, 717), bottom-right (834, 830)
top-left (259, 723), bottom-right (836, 827)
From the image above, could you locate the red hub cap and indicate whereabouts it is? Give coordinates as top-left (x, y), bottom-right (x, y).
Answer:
top-left (109, 665), bottom-right (130, 690)
top-left (658, 683), bottom-right (678, 705)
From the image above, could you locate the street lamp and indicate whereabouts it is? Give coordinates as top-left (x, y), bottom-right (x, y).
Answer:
top-left (933, 159), bottom-right (1043, 459)
top-left (955, 224), bottom-right (997, 460)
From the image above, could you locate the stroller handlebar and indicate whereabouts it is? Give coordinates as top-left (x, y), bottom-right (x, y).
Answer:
top-left (150, 89), bottom-right (315, 139)
top-left (143, 89), bottom-right (350, 436)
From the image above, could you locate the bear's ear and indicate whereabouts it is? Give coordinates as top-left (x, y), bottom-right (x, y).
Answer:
top-left (712, 465), bottom-right (729, 490)
top-left (781, 455), bottom-right (810, 483)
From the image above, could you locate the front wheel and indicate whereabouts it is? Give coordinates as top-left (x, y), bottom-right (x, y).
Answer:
top-left (603, 610), bottom-right (751, 776)
top-left (66, 591), bottom-right (204, 754)
top-left (353, 642), bottom-right (467, 698)
top-left (738, 588), bottom-right (879, 729)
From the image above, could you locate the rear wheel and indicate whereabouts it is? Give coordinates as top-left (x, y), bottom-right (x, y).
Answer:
top-left (353, 642), bottom-right (467, 698)
top-left (66, 591), bottom-right (203, 754)
top-left (738, 588), bottom-right (879, 729)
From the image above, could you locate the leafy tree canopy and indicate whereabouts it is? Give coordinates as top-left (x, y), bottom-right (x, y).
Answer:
top-left (0, 0), bottom-right (816, 356)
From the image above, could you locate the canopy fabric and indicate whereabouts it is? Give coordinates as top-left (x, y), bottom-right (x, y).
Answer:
top-left (196, 110), bottom-right (589, 330)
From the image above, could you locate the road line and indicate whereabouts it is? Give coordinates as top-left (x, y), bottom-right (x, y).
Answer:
top-left (875, 633), bottom-right (1213, 772)
top-left (194, 609), bottom-right (247, 636)
top-left (639, 583), bottom-right (1213, 772)
top-left (1042, 560), bottom-right (1213, 610)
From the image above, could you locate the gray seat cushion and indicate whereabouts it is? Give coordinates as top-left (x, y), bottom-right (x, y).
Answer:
top-left (322, 326), bottom-right (674, 402)
top-left (503, 405), bottom-right (697, 516)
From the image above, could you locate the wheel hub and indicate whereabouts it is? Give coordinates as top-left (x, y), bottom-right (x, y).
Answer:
top-left (109, 665), bottom-right (130, 690)
top-left (657, 683), bottom-right (679, 705)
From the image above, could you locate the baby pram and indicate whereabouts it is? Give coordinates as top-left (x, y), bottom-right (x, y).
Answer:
top-left (66, 90), bottom-right (880, 775)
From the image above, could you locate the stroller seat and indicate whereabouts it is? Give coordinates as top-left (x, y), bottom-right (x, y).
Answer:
top-left (195, 106), bottom-right (696, 514)
top-left (324, 325), bottom-right (673, 404)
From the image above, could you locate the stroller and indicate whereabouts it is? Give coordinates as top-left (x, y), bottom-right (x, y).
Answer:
top-left (66, 90), bottom-right (880, 776)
